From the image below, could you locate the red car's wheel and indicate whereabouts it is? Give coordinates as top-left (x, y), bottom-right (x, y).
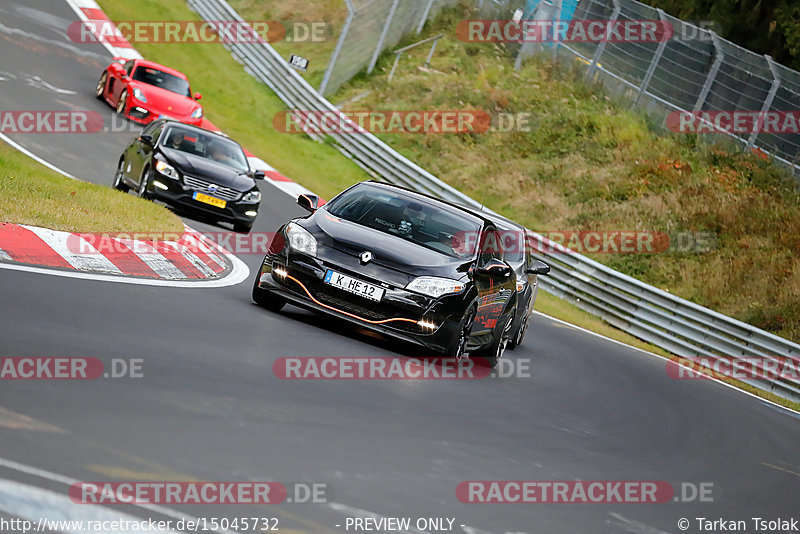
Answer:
top-left (95, 72), bottom-right (107, 100)
top-left (116, 90), bottom-right (128, 115)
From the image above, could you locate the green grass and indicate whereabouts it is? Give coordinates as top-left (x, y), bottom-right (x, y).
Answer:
top-left (98, 0), bottom-right (367, 199)
top-left (0, 141), bottom-right (182, 235)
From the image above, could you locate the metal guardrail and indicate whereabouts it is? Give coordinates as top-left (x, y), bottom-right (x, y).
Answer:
top-left (188, 0), bottom-right (800, 403)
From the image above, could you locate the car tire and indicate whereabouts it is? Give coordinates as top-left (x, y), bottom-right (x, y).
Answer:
top-left (112, 159), bottom-right (130, 192)
top-left (472, 314), bottom-right (514, 369)
top-left (508, 311), bottom-right (529, 350)
top-left (252, 271), bottom-right (286, 312)
top-left (137, 167), bottom-right (151, 199)
top-left (234, 221), bottom-right (253, 234)
top-left (116, 90), bottom-right (128, 115)
top-left (95, 72), bottom-right (107, 100)
top-left (443, 305), bottom-right (477, 364)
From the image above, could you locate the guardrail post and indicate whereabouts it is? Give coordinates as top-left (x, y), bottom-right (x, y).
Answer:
top-left (634, 8), bottom-right (667, 105)
top-left (319, 0), bottom-right (355, 95)
top-left (368, 0), bottom-right (401, 74)
top-left (416, 0), bottom-right (437, 34)
top-left (692, 31), bottom-right (723, 113)
top-left (586, 0), bottom-right (619, 81)
top-left (746, 55), bottom-right (780, 150)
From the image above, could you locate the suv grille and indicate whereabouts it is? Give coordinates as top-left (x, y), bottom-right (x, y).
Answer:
top-left (183, 175), bottom-right (241, 201)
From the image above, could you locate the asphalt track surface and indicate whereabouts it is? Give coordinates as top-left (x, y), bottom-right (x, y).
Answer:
top-left (1, 2), bottom-right (800, 533)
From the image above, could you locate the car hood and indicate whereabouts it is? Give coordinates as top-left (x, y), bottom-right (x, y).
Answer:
top-left (304, 211), bottom-right (472, 282)
top-left (160, 148), bottom-right (255, 191)
top-left (131, 82), bottom-right (198, 116)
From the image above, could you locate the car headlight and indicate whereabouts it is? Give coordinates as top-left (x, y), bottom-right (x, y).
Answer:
top-left (132, 87), bottom-right (148, 103)
top-left (242, 190), bottom-right (261, 203)
top-left (191, 108), bottom-right (203, 119)
top-left (155, 160), bottom-right (179, 179)
top-left (406, 277), bottom-right (465, 298)
top-left (286, 222), bottom-right (317, 257)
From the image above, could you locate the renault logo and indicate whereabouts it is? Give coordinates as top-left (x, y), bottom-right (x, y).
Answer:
top-left (359, 251), bottom-right (373, 265)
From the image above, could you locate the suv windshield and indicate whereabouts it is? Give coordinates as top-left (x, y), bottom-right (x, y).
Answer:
top-left (132, 66), bottom-right (191, 97)
top-left (325, 184), bottom-right (482, 258)
top-left (161, 126), bottom-right (249, 172)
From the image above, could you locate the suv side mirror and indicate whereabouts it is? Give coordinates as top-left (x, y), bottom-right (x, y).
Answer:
top-left (139, 134), bottom-right (154, 147)
top-left (526, 260), bottom-right (550, 276)
top-left (253, 170), bottom-right (265, 180)
top-left (297, 194), bottom-right (319, 212)
top-left (476, 259), bottom-right (514, 279)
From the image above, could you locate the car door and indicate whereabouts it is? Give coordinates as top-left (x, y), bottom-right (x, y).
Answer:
top-left (127, 121), bottom-right (161, 184)
top-left (471, 225), bottom-right (516, 334)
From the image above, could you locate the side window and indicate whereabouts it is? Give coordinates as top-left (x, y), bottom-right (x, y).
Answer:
top-left (479, 226), bottom-right (503, 264)
top-left (150, 124), bottom-right (164, 144)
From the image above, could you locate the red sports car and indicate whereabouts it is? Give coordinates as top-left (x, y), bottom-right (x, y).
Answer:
top-left (95, 58), bottom-right (204, 126)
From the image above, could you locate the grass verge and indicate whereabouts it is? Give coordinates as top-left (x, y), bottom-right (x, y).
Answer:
top-left (0, 140), bottom-right (182, 235)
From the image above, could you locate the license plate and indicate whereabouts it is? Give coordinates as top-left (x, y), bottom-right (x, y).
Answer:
top-left (193, 192), bottom-right (226, 209)
top-left (324, 269), bottom-right (385, 302)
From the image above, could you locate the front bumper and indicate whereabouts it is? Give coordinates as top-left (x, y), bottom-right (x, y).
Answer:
top-left (124, 98), bottom-right (202, 126)
top-left (147, 174), bottom-right (258, 224)
top-left (255, 253), bottom-right (470, 354)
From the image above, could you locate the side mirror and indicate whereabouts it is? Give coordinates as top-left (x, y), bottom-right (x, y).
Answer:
top-left (526, 260), bottom-right (550, 276)
top-left (253, 170), bottom-right (265, 180)
top-left (297, 194), bottom-right (319, 212)
top-left (139, 134), bottom-right (154, 147)
top-left (476, 259), bottom-right (513, 279)
top-left (194, 92), bottom-right (202, 101)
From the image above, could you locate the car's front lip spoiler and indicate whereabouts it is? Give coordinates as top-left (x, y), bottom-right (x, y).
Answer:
top-left (265, 270), bottom-right (426, 329)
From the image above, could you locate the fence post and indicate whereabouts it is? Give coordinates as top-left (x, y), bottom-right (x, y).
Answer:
top-left (552, 0), bottom-right (563, 61)
top-left (586, 0), bottom-right (620, 81)
top-left (692, 31), bottom-right (724, 113)
top-left (634, 8), bottom-right (668, 105)
top-left (368, 0), bottom-right (401, 74)
top-left (319, 0), bottom-right (355, 95)
top-left (417, 0), bottom-right (437, 34)
top-left (747, 55), bottom-right (780, 150)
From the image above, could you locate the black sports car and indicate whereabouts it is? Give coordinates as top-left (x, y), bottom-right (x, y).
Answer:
top-left (253, 181), bottom-right (547, 366)
top-left (113, 119), bottom-right (264, 233)
top-left (492, 216), bottom-right (550, 349)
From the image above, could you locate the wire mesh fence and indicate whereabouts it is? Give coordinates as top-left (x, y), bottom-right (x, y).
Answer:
top-left (319, 0), bottom-right (524, 95)
top-left (523, 0), bottom-right (800, 174)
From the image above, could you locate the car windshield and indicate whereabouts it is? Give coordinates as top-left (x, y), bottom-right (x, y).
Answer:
top-left (325, 184), bottom-right (483, 258)
top-left (161, 126), bottom-right (249, 172)
top-left (132, 66), bottom-right (191, 97)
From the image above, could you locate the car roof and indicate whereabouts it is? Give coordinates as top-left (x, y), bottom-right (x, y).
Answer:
top-left (133, 59), bottom-right (188, 81)
top-left (357, 181), bottom-right (496, 227)
top-left (159, 120), bottom-right (242, 147)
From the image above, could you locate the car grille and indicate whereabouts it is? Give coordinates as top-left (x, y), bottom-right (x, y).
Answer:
top-left (312, 285), bottom-right (395, 321)
top-left (183, 175), bottom-right (241, 201)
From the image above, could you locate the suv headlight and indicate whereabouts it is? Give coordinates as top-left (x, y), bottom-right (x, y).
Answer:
top-left (132, 87), bottom-right (148, 103)
top-left (155, 160), bottom-right (179, 179)
top-left (242, 190), bottom-right (261, 203)
top-left (191, 108), bottom-right (203, 119)
top-left (406, 277), bottom-right (465, 298)
top-left (286, 222), bottom-right (317, 257)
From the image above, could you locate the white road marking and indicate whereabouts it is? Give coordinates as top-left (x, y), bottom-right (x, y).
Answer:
top-left (112, 238), bottom-right (185, 279)
top-left (0, 457), bottom-right (232, 534)
top-left (0, 478), bottom-right (179, 534)
top-left (0, 132), bottom-right (77, 179)
top-left (24, 226), bottom-right (123, 274)
top-left (533, 310), bottom-right (800, 416)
